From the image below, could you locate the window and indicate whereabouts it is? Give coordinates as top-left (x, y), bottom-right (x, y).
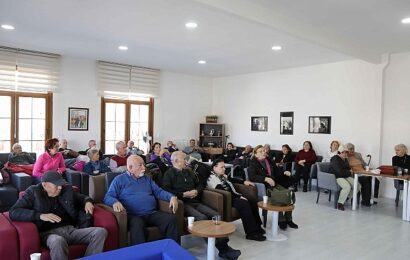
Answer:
top-left (101, 98), bottom-right (153, 154)
top-left (0, 91), bottom-right (52, 154)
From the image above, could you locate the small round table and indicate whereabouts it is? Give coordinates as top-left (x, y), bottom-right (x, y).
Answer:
top-left (188, 220), bottom-right (236, 260)
top-left (257, 202), bottom-right (294, 241)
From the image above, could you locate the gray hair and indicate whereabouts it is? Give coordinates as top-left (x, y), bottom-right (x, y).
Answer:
top-left (395, 144), bottom-right (408, 154)
top-left (345, 143), bottom-right (355, 151)
top-left (87, 147), bottom-right (100, 159)
top-left (115, 141), bottom-right (126, 150)
top-left (12, 143), bottom-right (22, 150)
top-left (171, 151), bottom-right (186, 164)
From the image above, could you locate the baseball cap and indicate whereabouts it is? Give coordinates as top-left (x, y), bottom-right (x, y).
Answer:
top-left (41, 171), bottom-right (67, 186)
top-left (338, 144), bottom-right (348, 153)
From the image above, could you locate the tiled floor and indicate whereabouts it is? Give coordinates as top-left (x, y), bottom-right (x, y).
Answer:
top-left (181, 190), bottom-right (410, 260)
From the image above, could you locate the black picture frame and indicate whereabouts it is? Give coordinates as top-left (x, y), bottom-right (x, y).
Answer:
top-left (251, 116), bottom-right (268, 131)
top-left (308, 116), bottom-right (331, 134)
top-left (280, 112), bottom-right (294, 135)
top-left (68, 107), bottom-right (89, 131)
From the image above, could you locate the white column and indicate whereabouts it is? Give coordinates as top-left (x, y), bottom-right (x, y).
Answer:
top-left (207, 237), bottom-right (216, 260)
top-left (352, 173), bottom-right (359, 210)
top-left (267, 211), bottom-right (287, 241)
top-left (402, 180), bottom-right (408, 221)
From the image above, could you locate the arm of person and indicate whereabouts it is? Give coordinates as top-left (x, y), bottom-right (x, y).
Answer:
top-left (32, 155), bottom-right (44, 177)
top-left (73, 189), bottom-right (94, 214)
top-left (9, 188), bottom-right (41, 222)
top-left (331, 157), bottom-right (351, 178)
top-left (101, 161), bottom-right (112, 173)
top-left (103, 178), bottom-right (122, 208)
top-left (57, 153), bottom-right (66, 174)
top-left (162, 170), bottom-right (184, 199)
top-left (306, 151), bottom-right (317, 164)
top-left (83, 162), bottom-right (93, 175)
top-left (247, 162), bottom-right (266, 183)
top-left (109, 159), bottom-right (118, 172)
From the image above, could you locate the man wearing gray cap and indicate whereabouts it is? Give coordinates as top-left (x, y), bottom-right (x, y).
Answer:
top-left (9, 171), bottom-right (107, 260)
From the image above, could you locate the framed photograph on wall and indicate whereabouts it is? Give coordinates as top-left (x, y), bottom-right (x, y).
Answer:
top-left (308, 116), bottom-right (331, 134)
top-left (251, 116), bottom-right (268, 131)
top-left (280, 112), bottom-right (294, 135)
top-left (68, 107), bottom-right (89, 131)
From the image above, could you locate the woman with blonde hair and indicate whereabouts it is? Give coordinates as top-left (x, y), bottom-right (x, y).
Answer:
top-left (322, 140), bottom-right (340, 162)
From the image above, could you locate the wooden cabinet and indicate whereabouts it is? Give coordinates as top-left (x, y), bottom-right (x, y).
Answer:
top-left (199, 123), bottom-right (225, 154)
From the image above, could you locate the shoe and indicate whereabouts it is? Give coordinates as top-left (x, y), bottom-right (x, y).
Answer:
top-left (219, 247), bottom-right (241, 260)
top-left (303, 185), bottom-right (307, 192)
top-left (279, 222), bottom-right (287, 230)
top-left (246, 233), bottom-right (266, 241)
top-left (258, 227), bottom-right (266, 234)
top-left (337, 203), bottom-right (345, 211)
top-left (361, 201), bottom-right (371, 207)
top-left (287, 221), bottom-right (299, 229)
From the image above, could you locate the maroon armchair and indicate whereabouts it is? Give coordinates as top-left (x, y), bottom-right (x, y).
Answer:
top-left (4, 205), bottom-right (118, 260)
top-left (0, 213), bottom-right (19, 260)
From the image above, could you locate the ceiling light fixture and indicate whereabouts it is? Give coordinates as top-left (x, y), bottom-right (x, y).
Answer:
top-left (198, 60), bottom-right (206, 64)
top-left (401, 17), bottom-right (410, 24)
top-left (1, 24), bottom-right (15, 30)
top-left (271, 45), bottom-right (282, 51)
top-left (118, 45), bottom-right (128, 51)
top-left (185, 22), bottom-right (198, 29)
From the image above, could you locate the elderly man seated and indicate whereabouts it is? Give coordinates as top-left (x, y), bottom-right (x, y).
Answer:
top-left (59, 139), bottom-right (79, 159)
top-left (183, 139), bottom-right (204, 161)
top-left (8, 143), bottom-right (35, 164)
top-left (109, 141), bottom-right (129, 173)
top-left (9, 171), bottom-right (108, 259)
top-left (104, 155), bottom-right (179, 245)
top-left (126, 140), bottom-right (144, 156)
top-left (163, 151), bottom-right (241, 260)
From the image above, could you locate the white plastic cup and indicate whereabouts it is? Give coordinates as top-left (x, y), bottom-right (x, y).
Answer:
top-left (93, 170), bottom-right (99, 174)
top-left (263, 195), bottom-right (268, 204)
top-left (187, 216), bottom-right (195, 228)
top-left (208, 159), bottom-right (212, 163)
top-left (365, 166), bottom-right (370, 171)
top-left (30, 253), bottom-right (41, 260)
top-left (404, 169), bottom-right (409, 175)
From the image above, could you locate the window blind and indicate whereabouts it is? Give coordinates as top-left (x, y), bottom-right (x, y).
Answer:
top-left (0, 46), bottom-right (60, 93)
top-left (97, 61), bottom-right (159, 98)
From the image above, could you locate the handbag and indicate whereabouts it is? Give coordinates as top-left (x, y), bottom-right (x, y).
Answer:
top-left (268, 185), bottom-right (294, 206)
top-left (377, 165), bottom-right (394, 175)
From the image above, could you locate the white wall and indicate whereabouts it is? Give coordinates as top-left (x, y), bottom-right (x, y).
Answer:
top-left (380, 52), bottom-right (410, 198)
top-left (53, 56), bottom-right (100, 151)
top-left (154, 71), bottom-right (213, 148)
top-left (213, 60), bottom-right (384, 159)
top-left (53, 56), bottom-right (213, 151)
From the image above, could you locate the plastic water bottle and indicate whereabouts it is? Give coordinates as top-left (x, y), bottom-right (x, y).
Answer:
top-left (397, 168), bottom-right (403, 176)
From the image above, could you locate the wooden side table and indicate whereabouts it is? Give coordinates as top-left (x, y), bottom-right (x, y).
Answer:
top-left (188, 220), bottom-right (236, 260)
top-left (257, 202), bottom-right (294, 241)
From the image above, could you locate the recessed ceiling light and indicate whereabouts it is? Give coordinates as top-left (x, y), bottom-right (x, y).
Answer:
top-left (118, 45), bottom-right (128, 51)
top-left (271, 45), bottom-right (282, 51)
top-left (185, 22), bottom-right (198, 29)
top-left (401, 17), bottom-right (410, 24)
top-left (198, 60), bottom-right (206, 64)
top-left (1, 24), bottom-right (15, 30)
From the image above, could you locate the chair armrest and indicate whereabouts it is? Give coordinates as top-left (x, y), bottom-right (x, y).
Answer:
top-left (10, 173), bottom-right (32, 191)
top-left (201, 189), bottom-right (224, 217)
top-left (317, 171), bottom-right (340, 191)
top-left (0, 213), bottom-right (18, 260)
top-left (65, 169), bottom-right (83, 191)
top-left (233, 183), bottom-right (257, 201)
top-left (254, 182), bottom-right (267, 201)
top-left (158, 199), bottom-right (185, 235)
top-left (96, 203), bottom-right (128, 248)
top-left (93, 205), bottom-right (119, 251)
top-left (3, 212), bottom-right (40, 260)
top-left (205, 188), bottom-right (231, 221)
top-left (310, 163), bottom-right (318, 178)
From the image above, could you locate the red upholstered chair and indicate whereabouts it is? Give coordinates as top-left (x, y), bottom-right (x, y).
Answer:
top-left (4, 205), bottom-right (118, 260)
top-left (0, 213), bottom-right (19, 260)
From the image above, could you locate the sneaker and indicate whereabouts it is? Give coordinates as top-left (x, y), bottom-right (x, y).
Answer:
top-left (287, 221), bottom-right (299, 229)
top-left (337, 203), bottom-right (345, 211)
top-left (279, 222), bottom-right (287, 230)
top-left (219, 247), bottom-right (241, 260)
top-left (246, 233), bottom-right (266, 241)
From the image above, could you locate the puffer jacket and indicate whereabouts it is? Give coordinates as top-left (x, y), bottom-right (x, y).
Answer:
top-left (9, 183), bottom-right (93, 231)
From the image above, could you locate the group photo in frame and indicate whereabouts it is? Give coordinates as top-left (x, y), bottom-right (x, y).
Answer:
top-left (280, 112), bottom-right (294, 135)
top-left (308, 116), bottom-right (331, 134)
top-left (251, 116), bottom-right (268, 131)
top-left (68, 107), bottom-right (89, 131)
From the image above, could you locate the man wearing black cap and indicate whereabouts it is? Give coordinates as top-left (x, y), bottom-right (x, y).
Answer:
top-left (9, 171), bottom-right (107, 260)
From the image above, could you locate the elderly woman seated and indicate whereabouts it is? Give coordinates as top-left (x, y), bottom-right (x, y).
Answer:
top-left (83, 148), bottom-right (111, 175)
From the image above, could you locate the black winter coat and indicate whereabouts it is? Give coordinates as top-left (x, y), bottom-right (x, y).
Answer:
top-left (9, 184), bottom-right (93, 231)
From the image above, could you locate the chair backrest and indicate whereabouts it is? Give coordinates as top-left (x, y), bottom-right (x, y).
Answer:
top-left (89, 174), bottom-right (107, 203)
top-left (316, 162), bottom-right (339, 191)
top-left (105, 172), bottom-right (123, 190)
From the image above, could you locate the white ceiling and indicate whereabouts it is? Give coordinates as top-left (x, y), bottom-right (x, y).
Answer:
top-left (0, 0), bottom-right (409, 77)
